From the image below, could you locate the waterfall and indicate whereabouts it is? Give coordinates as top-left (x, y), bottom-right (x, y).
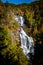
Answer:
top-left (14, 15), bottom-right (34, 60)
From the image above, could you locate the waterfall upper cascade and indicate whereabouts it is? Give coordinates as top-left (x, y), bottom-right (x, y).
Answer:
top-left (14, 15), bottom-right (34, 59)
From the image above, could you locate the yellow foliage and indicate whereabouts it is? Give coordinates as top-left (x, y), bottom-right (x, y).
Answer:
top-left (40, 24), bottom-right (43, 33)
top-left (33, 26), bottom-right (38, 35)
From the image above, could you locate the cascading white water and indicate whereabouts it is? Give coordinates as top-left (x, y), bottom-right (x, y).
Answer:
top-left (14, 15), bottom-right (34, 60)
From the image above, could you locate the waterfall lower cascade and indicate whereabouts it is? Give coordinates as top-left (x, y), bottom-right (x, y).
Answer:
top-left (14, 15), bottom-right (34, 60)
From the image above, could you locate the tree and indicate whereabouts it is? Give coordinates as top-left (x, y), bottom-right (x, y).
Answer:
top-left (0, 27), bottom-right (12, 64)
top-left (0, 27), bottom-right (29, 65)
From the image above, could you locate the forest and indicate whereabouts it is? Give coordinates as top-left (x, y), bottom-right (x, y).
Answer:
top-left (0, 0), bottom-right (43, 65)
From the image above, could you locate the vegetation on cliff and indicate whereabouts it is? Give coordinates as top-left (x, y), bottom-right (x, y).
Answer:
top-left (0, 0), bottom-right (43, 65)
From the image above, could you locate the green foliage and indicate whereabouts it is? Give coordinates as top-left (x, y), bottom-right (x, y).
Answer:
top-left (0, 1), bottom-right (43, 65)
top-left (6, 43), bottom-right (29, 65)
top-left (0, 27), bottom-right (12, 48)
top-left (12, 20), bottom-right (18, 31)
top-left (0, 39), bottom-right (29, 65)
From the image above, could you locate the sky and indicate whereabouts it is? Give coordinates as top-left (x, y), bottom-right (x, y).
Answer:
top-left (2, 0), bottom-right (36, 4)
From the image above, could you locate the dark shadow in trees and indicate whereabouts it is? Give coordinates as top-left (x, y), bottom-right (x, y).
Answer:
top-left (32, 43), bottom-right (43, 65)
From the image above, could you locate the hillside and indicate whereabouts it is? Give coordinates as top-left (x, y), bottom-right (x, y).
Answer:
top-left (0, 1), bottom-right (43, 65)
